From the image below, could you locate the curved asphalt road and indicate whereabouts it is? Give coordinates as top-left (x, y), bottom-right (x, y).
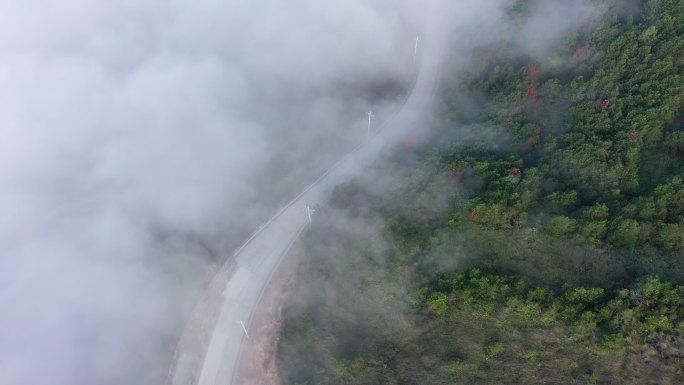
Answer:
top-left (170, 2), bottom-right (447, 384)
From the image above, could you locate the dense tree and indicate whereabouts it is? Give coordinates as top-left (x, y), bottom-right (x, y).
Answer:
top-left (278, 1), bottom-right (684, 383)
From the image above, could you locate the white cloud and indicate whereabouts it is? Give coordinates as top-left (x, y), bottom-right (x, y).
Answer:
top-left (0, 0), bottom-right (606, 383)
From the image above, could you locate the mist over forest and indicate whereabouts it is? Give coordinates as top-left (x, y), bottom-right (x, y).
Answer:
top-left (0, 1), bottom-right (424, 384)
top-left (0, 0), bottom-right (682, 385)
top-left (277, 0), bottom-right (684, 384)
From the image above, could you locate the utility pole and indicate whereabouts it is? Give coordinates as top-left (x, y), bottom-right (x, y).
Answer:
top-left (413, 35), bottom-right (420, 63)
top-left (306, 205), bottom-right (315, 225)
top-left (238, 320), bottom-right (250, 339)
top-left (367, 111), bottom-right (375, 138)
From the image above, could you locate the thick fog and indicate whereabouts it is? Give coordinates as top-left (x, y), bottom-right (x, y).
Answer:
top-left (0, 0), bottom-right (605, 384)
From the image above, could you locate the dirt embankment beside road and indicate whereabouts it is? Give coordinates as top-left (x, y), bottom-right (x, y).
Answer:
top-left (232, 237), bottom-right (306, 385)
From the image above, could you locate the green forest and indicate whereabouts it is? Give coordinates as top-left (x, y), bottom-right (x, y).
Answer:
top-left (277, 0), bottom-right (683, 383)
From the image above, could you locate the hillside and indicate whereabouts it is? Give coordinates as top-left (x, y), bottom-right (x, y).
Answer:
top-left (277, 1), bottom-right (684, 384)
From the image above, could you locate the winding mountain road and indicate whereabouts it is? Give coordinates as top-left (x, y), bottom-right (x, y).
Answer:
top-left (169, 2), bottom-right (447, 384)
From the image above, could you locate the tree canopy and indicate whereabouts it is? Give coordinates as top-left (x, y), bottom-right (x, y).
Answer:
top-left (277, 1), bottom-right (683, 383)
